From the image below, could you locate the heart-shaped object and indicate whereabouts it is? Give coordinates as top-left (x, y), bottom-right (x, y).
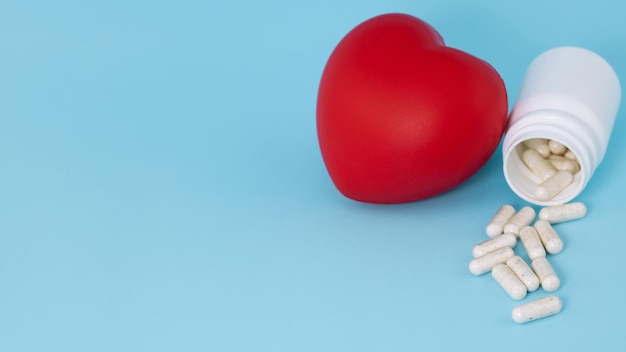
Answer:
top-left (317, 13), bottom-right (508, 203)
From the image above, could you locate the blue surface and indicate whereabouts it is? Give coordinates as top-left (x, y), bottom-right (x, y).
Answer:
top-left (1, 1), bottom-right (625, 351)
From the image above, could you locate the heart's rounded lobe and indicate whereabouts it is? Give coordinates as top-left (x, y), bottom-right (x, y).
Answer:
top-left (317, 13), bottom-right (508, 203)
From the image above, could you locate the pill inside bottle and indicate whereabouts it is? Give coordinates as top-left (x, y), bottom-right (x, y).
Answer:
top-left (506, 140), bottom-right (581, 204)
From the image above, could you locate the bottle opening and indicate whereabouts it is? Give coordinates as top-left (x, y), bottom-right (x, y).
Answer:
top-left (504, 138), bottom-right (585, 206)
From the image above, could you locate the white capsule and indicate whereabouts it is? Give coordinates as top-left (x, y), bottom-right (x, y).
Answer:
top-left (522, 148), bottom-right (557, 181)
top-left (535, 171), bottom-right (574, 201)
top-left (512, 295), bottom-right (563, 324)
top-left (538, 202), bottom-right (587, 224)
top-left (472, 233), bottom-right (517, 258)
top-left (469, 246), bottom-right (515, 276)
top-left (492, 263), bottom-right (527, 300)
top-left (519, 226), bottom-right (546, 260)
top-left (548, 155), bottom-right (580, 173)
top-left (506, 256), bottom-right (540, 292)
top-left (548, 140), bottom-right (567, 155)
top-left (485, 204), bottom-right (516, 237)
top-left (523, 138), bottom-right (551, 158)
top-left (534, 220), bottom-right (563, 254)
top-left (564, 150), bottom-right (577, 160)
top-left (532, 256), bottom-right (560, 292)
top-left (503, 206), bottom-right (536, 235)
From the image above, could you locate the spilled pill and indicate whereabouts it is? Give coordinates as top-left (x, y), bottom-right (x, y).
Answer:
top-left (532, 256), bottom-right (560, 292)
top-left (492, 263), bottom-right (527, 300)
top-left (503, 206), bottom-right (536, 235)
top-left (512, 295), bottom-right (563, 323)
top-left (469, 246), bottom-right (515, 276)
top-left (538, 202), bottom-right (587, 224)
top-left (470, 201), bottom-right (588, 324)
top-left (534, 220), bottom-right (563, 254)
top-left (519, 226), bottom-right (546, 260)
top-left (506, 256), bottom-right (540, 292)
top-left (473, 233), bottom-right (517, 258)
top-left (485, 204), bottom-right (516, 237)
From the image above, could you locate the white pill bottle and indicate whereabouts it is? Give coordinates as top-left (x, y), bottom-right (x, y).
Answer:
top-left (503, 46), bottom-right (621, 205)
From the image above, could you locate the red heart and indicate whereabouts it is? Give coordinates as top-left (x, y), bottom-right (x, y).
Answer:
top-left (317, 13), bottom-right (508, 203)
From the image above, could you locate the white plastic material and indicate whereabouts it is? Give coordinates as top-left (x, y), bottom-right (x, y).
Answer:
top-left (503, 47), bottom-right (621, 205)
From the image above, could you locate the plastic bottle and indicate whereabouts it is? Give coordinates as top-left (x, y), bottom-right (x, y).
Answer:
top-left (502, 46), bottom-right (621, 205)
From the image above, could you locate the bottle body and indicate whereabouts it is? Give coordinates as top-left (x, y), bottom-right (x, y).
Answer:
top-left (503, 47), bottom-right (621, 205)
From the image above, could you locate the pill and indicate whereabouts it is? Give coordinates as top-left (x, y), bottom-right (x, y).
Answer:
top-left (473, 233), bottom-right (517, 258)
top-left (506, 256), bottom-right (540, 292)
top-left (522, 148), bottom-right (557, 181)
top-left (485, 204), bottom-right (516, 237)
top-left (469, 246), bottom-right (515, 276)
top-left (523, 138), bottom-right (551, 158)
top-left (532, 256), bottom-right (560, 292)
top-left (548, 155), bottom-right (580, 173)
top-left (512, 295), bottom-right (563, 324)
top-left (564, 150), bottom-right (577, 160)
top-left (534, 220), bottom-right (563, 254)
top-left (535, 171), bottom-right (573, 201)
top-left (492, 263), bottom-right (527, 300)
top-left (538, 202), bottom-right (587, 224)
top-left (548, 140), bottom-right (567, 155)
top-left (519, 226), bottom-right (546, 260)
top-left (503, 206), bottom-right (536, 235)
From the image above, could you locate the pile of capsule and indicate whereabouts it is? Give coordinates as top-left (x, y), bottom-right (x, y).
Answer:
top-left (521, 138), bottom-right (580, 201)
top-left (469, 202), bottom-right (587, 323)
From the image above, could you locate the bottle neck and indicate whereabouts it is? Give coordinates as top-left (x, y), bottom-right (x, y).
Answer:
top-left (502, 109), bottom-right (599, 205)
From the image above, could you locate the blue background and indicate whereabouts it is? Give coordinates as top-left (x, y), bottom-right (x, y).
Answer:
top-left (1, 0), bottom-right (624, 351)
